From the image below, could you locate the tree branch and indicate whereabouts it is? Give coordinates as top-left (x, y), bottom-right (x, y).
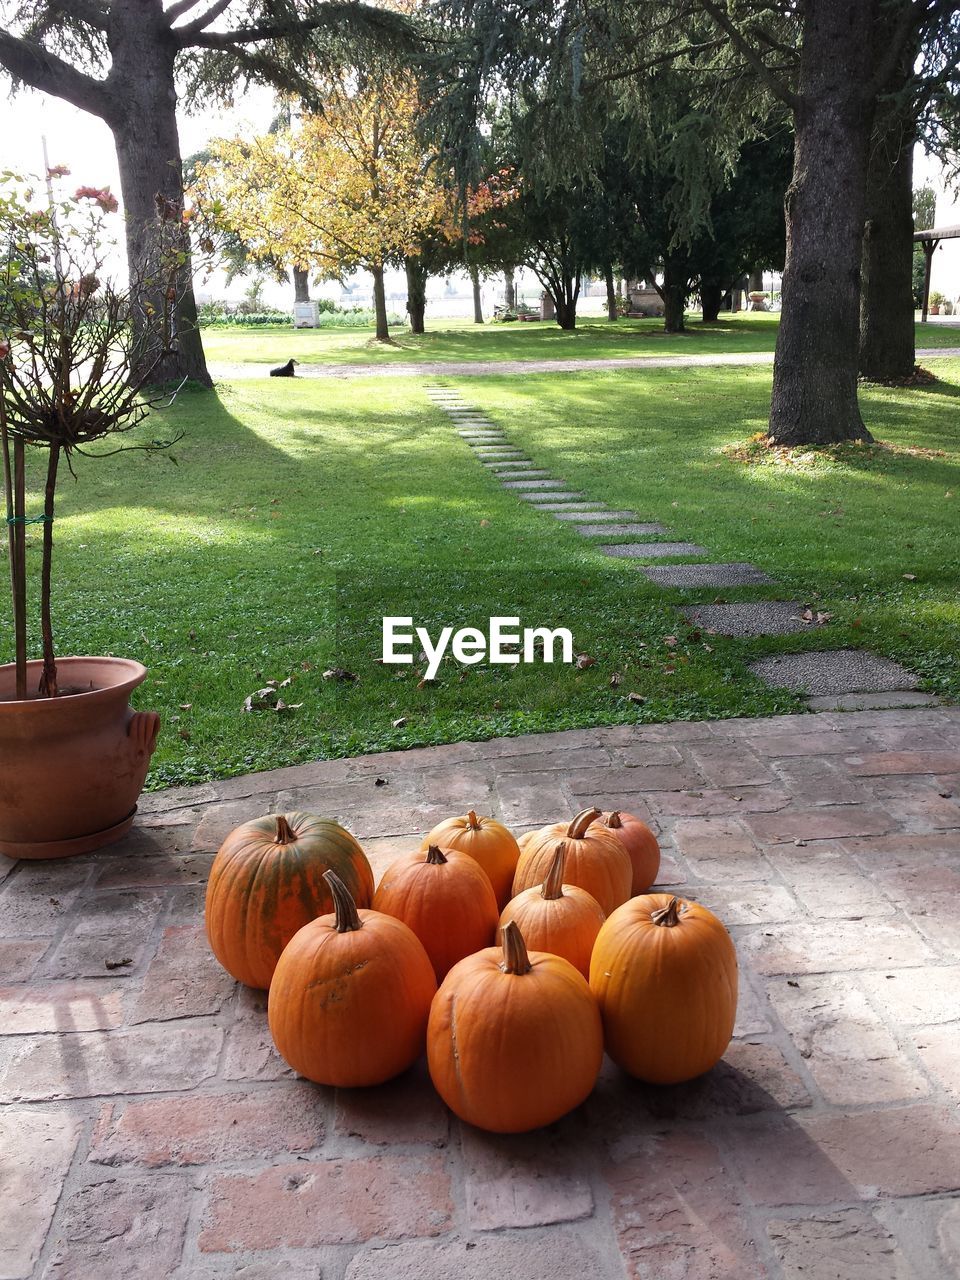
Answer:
top-left (866, 0), bottom-right (954, 100)
top-left (177, 17), bottom-right (328, 48)
top-left (164, 0), bottom-right (210, 22)
top-left (698, 0), bottom-right (800, 111)
top-left (0, 30), bottom-right (113, 121)
top-left (583, 38), bottom-right (727, 90)
top-left (174, 0), bottom-right (234, 38)
top-left (52, 0), bottom-right (110, 29)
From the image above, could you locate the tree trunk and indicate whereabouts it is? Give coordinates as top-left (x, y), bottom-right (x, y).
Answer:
top-left (371, 263), bottom-right (390, 341)
top-left (470, 265), bottom-right (484, 323)
top-left (405, 256), bottom-right (427, 334)
top-left (768, 0), bottom-right (875, 445)
top-left (109, 3), bottom-right (211, 386)
top-left (549, 268), bottom-right (580, 329)
top-left (293, 267), bottom-right (311, 303)
top-left (700, 282), bottom-right (724, 323)
top-left (604, 263), bottom-right (618, 320)
top-left (661, 255), bottom-right (689, 333)
top-left (859, 24), bottom-right (917, 383)
top-left (504, 266), bottom-right (516, 310)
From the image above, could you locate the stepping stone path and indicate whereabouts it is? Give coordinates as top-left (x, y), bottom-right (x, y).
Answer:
top-left (601, 541), bottom-right (709, 559)
top-left (682, 601), bottom-right (812, 636)
top-left (425, 383), bottom-right (927, 710)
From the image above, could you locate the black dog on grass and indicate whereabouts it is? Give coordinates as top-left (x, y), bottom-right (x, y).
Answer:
top-left (270, 358), bottom-right (299, 377)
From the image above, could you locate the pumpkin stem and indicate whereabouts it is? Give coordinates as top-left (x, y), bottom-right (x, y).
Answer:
top-left (425, 844), bottom-right (448, 865)
top-left (651, 897), bottom-right (684, 928)
top-left (274, 814), bottom-right (297, 845)
top-left (605, 810), bottom-right (624, 830)
top-left (541, 842), bottom-right (566, 900)
top-left (466, 809), bottom-right (482, 830)
top-left (567, 806), bottom-right (602, 840)
top-left (324, 870), bottom-right (362, 933)
top-left (500, 920), bottom-right (533, 975)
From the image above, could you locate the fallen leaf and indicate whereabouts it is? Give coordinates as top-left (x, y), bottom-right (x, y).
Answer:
top-left (480, 518), bottom-right (490, 527)
top-left (610, 672), bottom-right (622, 688)
top-left (392, 717), bottom-right (407, 728)
top-left (105, 957), bottom-right (133, 970)
top-left (178, 703), bottom-right (192, 710)
top-left (374, 777), bottom-right (388, 787)
top-left (816, 611), bottom-right (833, 625)
top-left (663, 635), bottom-right (678, 647)
top-left (575, 653), bottom-right (596, 669)
top-left (627, 692), bottom-right (646, 704)
top-left (322, 667), bottom-right (357, 682)
top-left (902, 573), bottom-right (917, 581)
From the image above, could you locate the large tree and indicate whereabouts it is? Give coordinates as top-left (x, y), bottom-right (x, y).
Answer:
top-left (425, 0), bottom-right (958, 444)
top-left (196, 77), bottom-right (448, 340)
top-left (0, 0), bottom-right (415, 383)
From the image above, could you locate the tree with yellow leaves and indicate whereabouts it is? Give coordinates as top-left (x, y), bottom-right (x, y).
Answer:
top-left (194, 75), bottom-right (449, 340)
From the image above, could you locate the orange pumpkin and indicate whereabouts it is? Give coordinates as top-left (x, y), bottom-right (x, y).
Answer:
top-left (428, 921), bottom-right (603, 1132)
top-left (373, 844), bottom-right (499, 981)
top-left (512, 806), bottom-right (632, 915)
top-left (422, 810), bottom-right (520, 908)
top-left (205, 812), bottom-right (374, 989)
top-left (268, 871), bottom-right (437, 1087)
top-left (590, 894), bottom-right (738, 1084)
top-left (601, 810), bottom-right (661, 894)
top-left (497, 842), bottom-right (605, 978)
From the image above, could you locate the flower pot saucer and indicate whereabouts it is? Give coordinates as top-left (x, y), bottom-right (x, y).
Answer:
top-left (0, 808), bottom-right (137, 861)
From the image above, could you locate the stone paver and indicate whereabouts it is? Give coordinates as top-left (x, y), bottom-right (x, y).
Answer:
top-left (750, 650), bottom-right (921, 696)
top-left (682, 600), bottom-right (814, 636)
top-left (518, 490), bottom-right (584, 502)
top-left (500, 477), bottom-right (567, 489)
top-left (551, 509), bottom-right (639, 521)
top-left (3, 706), bottom-right (960, 1277)
top-left (601, 540), bottom-right (709, 559)
top-left (640, 561), bottom-right (776, 586)
top-left (576, 522), bottom-right (670, 538)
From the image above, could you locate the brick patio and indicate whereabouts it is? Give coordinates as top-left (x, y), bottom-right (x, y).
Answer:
top-left (3, 705), bottom-right (960, 1279)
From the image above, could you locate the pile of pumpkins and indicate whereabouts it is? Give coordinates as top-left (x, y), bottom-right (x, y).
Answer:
top-left (204, 805), bottom-right (738, 1134)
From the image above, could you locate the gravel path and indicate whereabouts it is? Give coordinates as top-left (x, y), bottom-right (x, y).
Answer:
top-left (210, 346), bottom-right (960, 380)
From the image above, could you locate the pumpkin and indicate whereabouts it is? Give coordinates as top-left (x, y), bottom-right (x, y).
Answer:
top-left (268, 871), bottom-right (437, 1087)
top-left (427, 920), bottom-right (603, 1133)
top-left (512, 806), bottom-right (632, 915)
top-left (497, 842), bottom-right (605, 978)
top-left (373, 844), bottom-right (500, 981)
top-left (205, 812), bottom-right (374, 989)
top-left (421, 810), bottom-right (520, 908)
top-left (589, 894), bottom-right (738, 1084)
top-left (601, 810), bottom-right (661, 894)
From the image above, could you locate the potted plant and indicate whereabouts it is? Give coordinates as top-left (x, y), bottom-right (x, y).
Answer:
top-left (929, 290), bottom-right (945, 316)
top-left (0, 173), bottom-right (186, 859)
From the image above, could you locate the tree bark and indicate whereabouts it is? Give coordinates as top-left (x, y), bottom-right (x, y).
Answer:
top-left (405, 256), bottom-right (427, 334)
top-left (768, 0), bottom-right (875, 445)
top-left (107, 2), bottom-right (211, 386)
top-left (859, 30), bottom-right (917, 383)
top-left (660, 255), bottom-right (689, 333)
top-left (293, 266), bottom-right (311, 303)
top-left (700, 282), bottom-right (724, 323)
top-left (371, 263), bottom-right (390, 341)
top-left (504, 266), bottom-right (516, 310)
top-left (469, 265), bottom-right (484, 323)
top-left (604, 263), bottom-right (618, 320)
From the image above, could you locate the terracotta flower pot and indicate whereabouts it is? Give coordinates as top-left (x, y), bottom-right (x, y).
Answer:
top-left (0, 657), bottom-right (160, 860)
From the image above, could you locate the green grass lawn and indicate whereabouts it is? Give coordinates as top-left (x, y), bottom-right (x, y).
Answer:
top-left (3, 345), bottom-right (958, 788)
top-left (200, 312), bottom-right (960, 368)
